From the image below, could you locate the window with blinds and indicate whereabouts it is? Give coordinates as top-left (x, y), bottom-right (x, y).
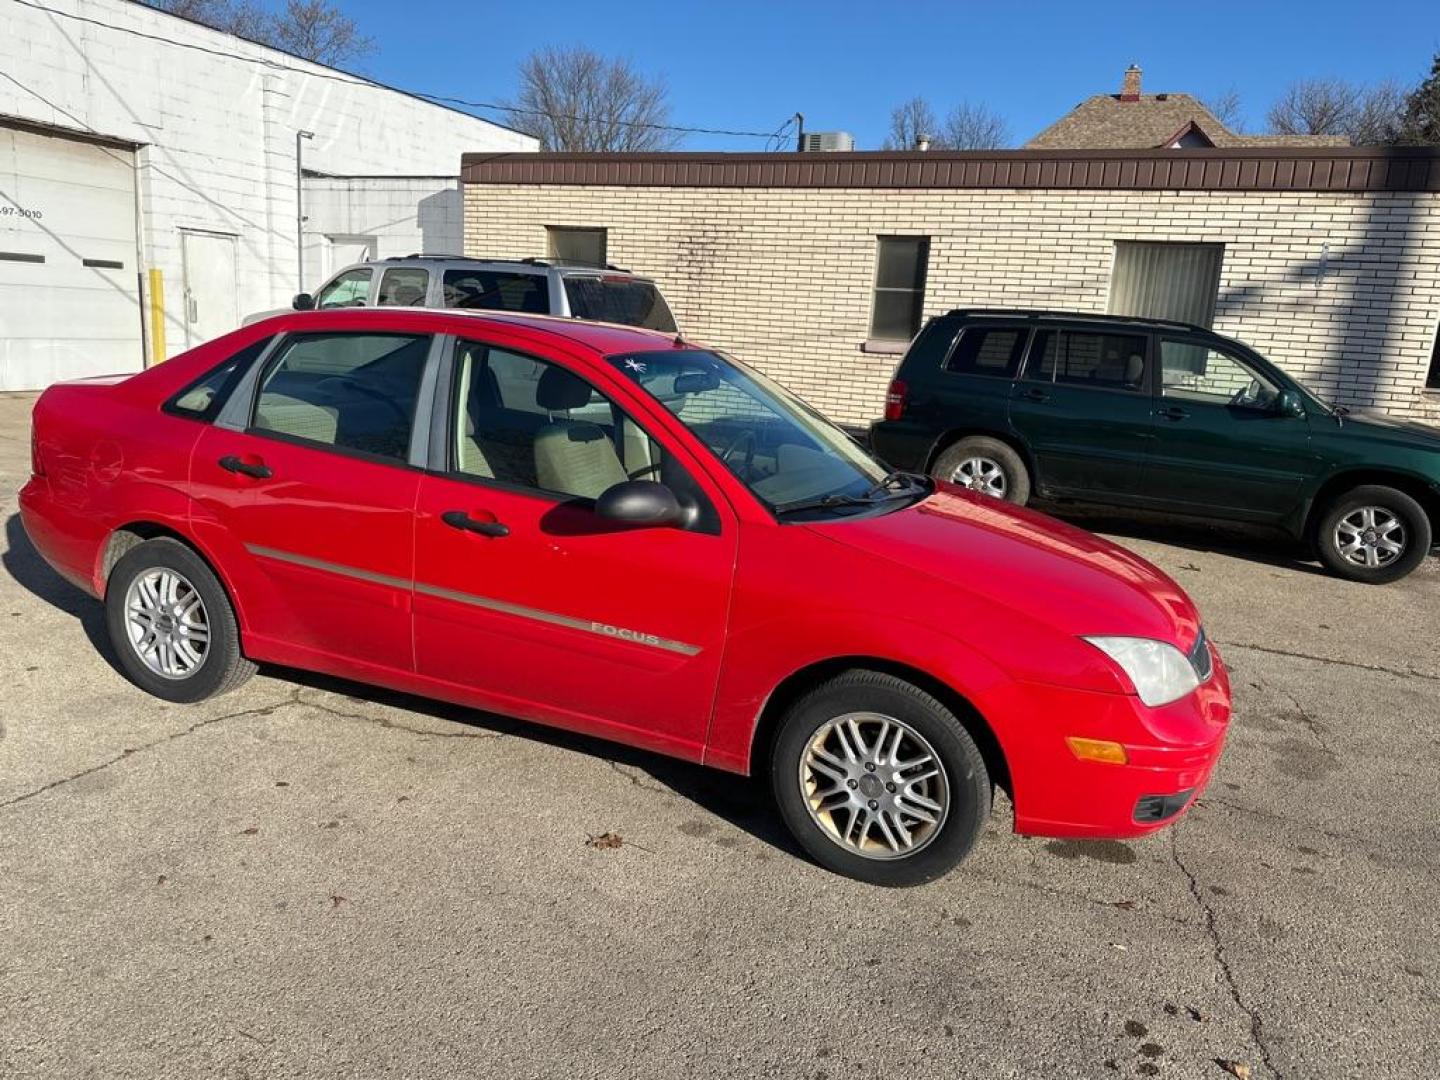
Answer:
top-left (1107, 241), bottom-right (1224, 328)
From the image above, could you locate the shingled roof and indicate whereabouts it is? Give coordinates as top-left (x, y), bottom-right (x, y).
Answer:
top-left (1026, 67), bottom-right (1349, 150)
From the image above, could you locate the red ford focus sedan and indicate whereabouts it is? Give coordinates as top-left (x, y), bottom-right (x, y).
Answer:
top-left (20, 308), bottom-right (1230, 885)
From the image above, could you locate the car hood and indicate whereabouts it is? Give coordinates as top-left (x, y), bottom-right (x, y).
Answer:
top-left (1341, 408), bottom-right (1440, 447)
top-left (806, 486), bottom-right (1202, 649)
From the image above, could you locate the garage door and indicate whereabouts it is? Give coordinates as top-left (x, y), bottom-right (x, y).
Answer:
top-left (0, 125), bottom-right (142, 391)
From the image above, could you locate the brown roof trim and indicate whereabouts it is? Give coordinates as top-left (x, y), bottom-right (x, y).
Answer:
top-left (461, 148), bottom-right (1440, 193)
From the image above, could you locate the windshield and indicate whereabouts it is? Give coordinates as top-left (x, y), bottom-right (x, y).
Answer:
top-left (608, 349), bottom-right (911, 514)
top-left (564, 275), bottom-right (677, 333)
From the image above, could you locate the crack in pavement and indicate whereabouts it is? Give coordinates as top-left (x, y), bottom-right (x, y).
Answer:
top-left (1218, 640), bottom-right (1440, 684)
top-left (605, 759), bottom-right (681, 799)
top-left (969, 870), bottom-right (1194, 929)
top-left (293, 688), bottom-right (509, 741)
top-left (0, 692), bottom-right (297, 811)
top-left (1170, 827), bottom-right (1283, 1080)
top-left (1272, 684), bottom-right (1337, 758)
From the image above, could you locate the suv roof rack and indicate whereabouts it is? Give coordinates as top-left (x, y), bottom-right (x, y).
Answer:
top-left (943, 308), bottom-right (1210, 334)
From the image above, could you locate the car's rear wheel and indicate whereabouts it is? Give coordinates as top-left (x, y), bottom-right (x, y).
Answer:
top-left (105, 538), bottom-right (256, 702)
top-left (931, 437), bottom-right (1031, 505)
top-left (770, 671), bottom-right (991, 887)
top-left (1315, 485), bottom-right (1432, 584)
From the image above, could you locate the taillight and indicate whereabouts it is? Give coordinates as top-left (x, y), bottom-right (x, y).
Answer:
top-left (884, 378), bottom-right (908, 421)
top-left (30, 424), bottom-right (45, 476)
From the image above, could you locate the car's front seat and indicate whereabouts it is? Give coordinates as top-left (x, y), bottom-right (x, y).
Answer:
top-left (533, 366), bottom-right (627, 499)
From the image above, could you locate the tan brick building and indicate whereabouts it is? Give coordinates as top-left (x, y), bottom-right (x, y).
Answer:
top-left (462, 148), bottom-right (1440, 428)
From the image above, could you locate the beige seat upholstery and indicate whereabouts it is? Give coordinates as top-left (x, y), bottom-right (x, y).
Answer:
top-left (454, 356), bottom-right (495, 478)
top-left (255, 392), bottom-right (338, 444)
top-left (532, 366), bottom-right (627, 499)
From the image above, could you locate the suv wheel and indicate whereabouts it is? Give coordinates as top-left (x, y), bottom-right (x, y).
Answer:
top-left (105, 538), bottom-right (256, 702)
top-left (1315, 485), bottom-right (1432, 584)
top-left (770, 671), bottom-right (991, 887)
top-left (931, 437), bottom-right (1031, 505)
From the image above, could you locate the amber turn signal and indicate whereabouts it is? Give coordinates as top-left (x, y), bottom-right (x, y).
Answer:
top-left (1065, 737), bottom-right (1129, 765)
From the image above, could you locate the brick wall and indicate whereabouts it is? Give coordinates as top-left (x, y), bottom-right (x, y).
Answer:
top-left (463, 183), bottom-right (1440, 427)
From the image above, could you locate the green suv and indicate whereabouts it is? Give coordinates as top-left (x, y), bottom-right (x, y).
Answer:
top-left (869, 309), bottom-right (1440, 584)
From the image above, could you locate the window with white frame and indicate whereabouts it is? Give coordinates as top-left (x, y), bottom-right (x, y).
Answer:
top-left (1108, 241), bottom-right (1224, 328)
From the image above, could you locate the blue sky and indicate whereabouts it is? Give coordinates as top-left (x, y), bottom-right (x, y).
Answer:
top-left (342, 0), bottom-right (1439, 150)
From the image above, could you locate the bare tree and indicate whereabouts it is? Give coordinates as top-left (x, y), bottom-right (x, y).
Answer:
top-left (942, 102), bottom-right (1009, 149)
top-left (144, 0), bottom-right (373, 67)
top-left (1203, 88), bottom-right (1244, 132)
top-left (1267, 77), bottom-right (1401, 144)
top-left (504, 47), bottom-right (679, 152)
top-left (882, 97), bottom-right (941, 150)
top-left (264, 1), bottom-right (374, 68)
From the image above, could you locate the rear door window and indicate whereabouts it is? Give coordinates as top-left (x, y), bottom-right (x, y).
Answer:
top-left (441, 270), bottom-right (549, 313)
top-left (314, 268), bottom-right (372, 308)
top-left (376, 267), bottom-right (430, 307)
top-left (562, 274), bottom-right (677, 333)
top-left (1025, 329), bottom-right (1149, 392)
top-left (946, 327), bottom-right (1028, 378)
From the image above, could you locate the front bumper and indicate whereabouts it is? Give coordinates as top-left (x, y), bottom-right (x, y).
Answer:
top-left (1005, 641), bottom-right (1231, 839)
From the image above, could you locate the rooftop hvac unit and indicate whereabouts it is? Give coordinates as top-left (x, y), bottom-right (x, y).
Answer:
top-left (799, 131), bottom-right (855, 152)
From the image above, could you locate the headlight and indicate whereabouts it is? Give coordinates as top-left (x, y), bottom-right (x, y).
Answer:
top-left (1083, 636), bottom-right (1200, 707)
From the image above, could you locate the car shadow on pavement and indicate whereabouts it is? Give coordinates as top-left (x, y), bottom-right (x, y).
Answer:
top-left (273, 665), bottom-right (805, 860)
top-left (2, 513), bottom-right (126, 673)
top-left (1033, 500), bottom-right (1329, 576)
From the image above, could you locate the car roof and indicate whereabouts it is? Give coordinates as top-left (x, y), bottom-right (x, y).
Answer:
top-left (943, 307), bottom-right (1214, 335)
top-left (263, 305), bottom-right (689, 356)
top-left (346, 255), bottom-right (653, 279)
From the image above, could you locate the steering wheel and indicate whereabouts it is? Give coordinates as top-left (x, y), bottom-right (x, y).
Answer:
top-left (718, 429), bottom-right (757, 477)
top-left (1229, 378), bottom-right (1263, 409)
top-left (316, 377), bottom-right (408, 423)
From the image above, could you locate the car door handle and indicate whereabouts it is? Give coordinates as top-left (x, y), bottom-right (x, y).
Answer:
top-left (442, 510), bottom-right (510, 538)
top-left (1157, 406), bottom-right (1190, 422)
top-left (217, 454), bottom-right (272, 479)
top-left (1019, 387), bottom-right (1050, 403)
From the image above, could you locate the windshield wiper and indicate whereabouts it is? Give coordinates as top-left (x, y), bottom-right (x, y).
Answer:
top-left (863, 469), bottom-right (927, 499)
top-left (773, 492), bottom-right (879, 516)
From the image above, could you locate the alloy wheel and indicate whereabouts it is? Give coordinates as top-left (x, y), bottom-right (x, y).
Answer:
top-left (124, 568), bottom-right (210, 680)
top-left (799, 712), bottom-right (950, 860)
top-left (1333, 506), bottom-right (1407, 569)
top-left (951, 456), bottom-right (1007, 498)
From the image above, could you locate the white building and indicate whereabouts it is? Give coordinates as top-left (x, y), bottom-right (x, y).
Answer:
top-left (0, 0), bottom-right (535, 390)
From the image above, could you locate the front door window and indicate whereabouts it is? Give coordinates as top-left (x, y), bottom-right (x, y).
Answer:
top-left (1160, 340), bottom-right (1280, 410)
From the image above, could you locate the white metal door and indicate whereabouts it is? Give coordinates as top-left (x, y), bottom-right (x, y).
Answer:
top-left (326, 234), bottom-right (376, 277)
top-left (181, 229), bottom-right (238, 348)
top-left (0, 125), bottom-right (142, 390)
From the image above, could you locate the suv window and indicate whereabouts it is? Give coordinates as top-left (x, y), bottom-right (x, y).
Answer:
top-left (1160, 339), bottom-right (1280, 409)
top-left (562, 274), bottom-right (677, 333)
top-left (314, 269), bottom-right (371, 308)
top-left (252, 333), bottom-right (429, 462)
top-left (442, 269), bottom-right (549, 313)
top-left (1026, 329), bottom-right (1148, 392)
top-left (376, 267), bottom-right (430, 307)
top-left (167, 337), bottom-right (272, 421)
top-left (451, 340), bottom-right (716, 528)
top-left (946, 327), bottom-right (1028, 378)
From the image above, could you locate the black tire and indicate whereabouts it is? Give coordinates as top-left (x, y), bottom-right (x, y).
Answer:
top-left (105, 537), bottom-right (256, 702)
top-left (770, 670), bottom-right (991, 887)
top-left (1314, 485), bottom-right (1432, 585)
top-left (930, 436), bottom-right (1031, 505)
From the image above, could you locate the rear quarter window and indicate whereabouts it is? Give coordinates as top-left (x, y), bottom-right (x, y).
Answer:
top-left (442, 270), bottom-right (549, 314)
top-left (946, 327), bottom-right (1029, 378)
top-left (563, 275), bottom-right (676, 333)
top-left (899, 318), bottom-right (960, 375)
top-left (164, 336), bottom-right (272, 422)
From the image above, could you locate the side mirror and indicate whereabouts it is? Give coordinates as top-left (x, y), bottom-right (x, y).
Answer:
top-left (1275, 389), bottom-right (1306, 418)
top-left (595, 480), bottom-right (684, 528)
top-left (292, 293), bottom-right (316, 311)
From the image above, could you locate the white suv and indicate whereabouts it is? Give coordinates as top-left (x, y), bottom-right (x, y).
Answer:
top-left (250, 255), bottom-right (679, 333)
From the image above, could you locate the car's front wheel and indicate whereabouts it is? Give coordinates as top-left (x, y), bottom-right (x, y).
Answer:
top-left (1315, 485), bottom-right (1432, 584)
top-left (105, 537), bottom-right (256, 702)
top-left (771, 671), bottom-right (991, 887)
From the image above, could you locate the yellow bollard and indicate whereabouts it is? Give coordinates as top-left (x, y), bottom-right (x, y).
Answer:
top-left (147, 268), bottom-right (166, 365)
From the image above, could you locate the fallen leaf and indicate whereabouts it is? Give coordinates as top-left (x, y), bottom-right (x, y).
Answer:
top-left (329, 895), bottom-right (346, 910)
top-left (1187, 1006), bottom-right (1205, 1022)
top-left (1217, 1060), bottom-right (1251, 1079)
top-left (1179, 562), bottom-right (1202, 572)
top-left (1108, 942), bottom-right (1129, 951)
top-left (274, 781), bottom-right (289, 788)
top-left (585, 832), bottom-right (625, 849)
top-left (1113, 899), bottom-right (1137, 910)
top-left (396, 795), bottom-right (410, 803)
top-left (156, 874), bottom-right (167, 886)
top-left (240, 826), bottom-right (259, 835)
